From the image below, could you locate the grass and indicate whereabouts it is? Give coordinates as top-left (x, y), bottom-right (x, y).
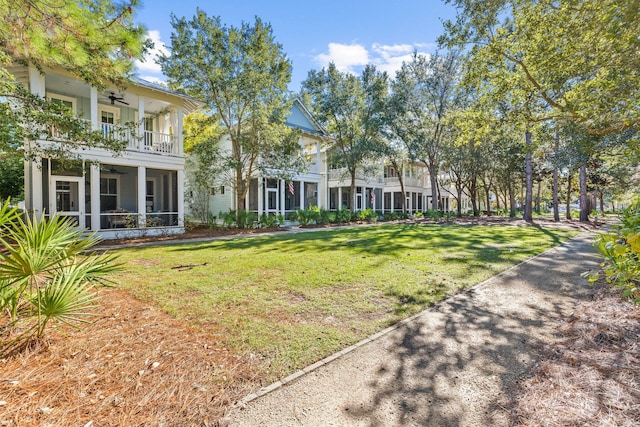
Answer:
top-left (113, 223), bottom-right (579, 381)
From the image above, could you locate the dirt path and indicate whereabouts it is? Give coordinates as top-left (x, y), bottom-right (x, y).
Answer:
top-left (227, 232), bottom-right (600, 426)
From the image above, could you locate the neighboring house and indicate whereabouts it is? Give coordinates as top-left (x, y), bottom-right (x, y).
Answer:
top-left (205, 99), bottom-right (332, 219)
top-left (199, 99), bottom-right (463, 221)
top-left (12, 65), bottom-right (202, 239)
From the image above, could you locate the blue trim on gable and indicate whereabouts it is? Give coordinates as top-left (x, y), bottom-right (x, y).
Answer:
top-left (286, 102), bottom-right (322, 135)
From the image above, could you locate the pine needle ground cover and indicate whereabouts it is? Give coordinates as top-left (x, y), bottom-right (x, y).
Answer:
top-left (114, 224), bottom-right (578, 381)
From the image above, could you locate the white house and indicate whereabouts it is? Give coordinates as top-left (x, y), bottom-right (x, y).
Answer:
top-left (205, 99), bottom-right (332, 219)
top-left (12, 65), bottom-right (202, 239)
top-left (201, 99), bottom-right (464, 221)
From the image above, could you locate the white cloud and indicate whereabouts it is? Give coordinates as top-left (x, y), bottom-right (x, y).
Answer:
top-left (135, 30), bottom-right (170, 77)
top-left (314, 43), bottom-right (370, 74)
top-left (314, 42), bottom-right (433, 77)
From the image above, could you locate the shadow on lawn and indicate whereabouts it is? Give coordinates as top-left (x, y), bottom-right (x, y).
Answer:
top-left (166, 223), bottom-right (568, 260)
top-left (340, 233), bottom-right (599, 426)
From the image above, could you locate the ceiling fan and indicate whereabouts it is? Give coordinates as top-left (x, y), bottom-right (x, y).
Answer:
top-left (106, 92), bottom-right (129, 106)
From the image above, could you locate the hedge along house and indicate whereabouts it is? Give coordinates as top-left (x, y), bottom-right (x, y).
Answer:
top-left (205, 99), bottom-right (332, 220)
top-left (13, 65), bottom-right (202, 239)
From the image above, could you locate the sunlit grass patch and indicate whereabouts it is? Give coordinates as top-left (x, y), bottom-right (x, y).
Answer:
top-left (113, 223), bottom-right (578, 380)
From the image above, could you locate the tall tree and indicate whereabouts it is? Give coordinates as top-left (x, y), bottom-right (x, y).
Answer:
top-left (389, 51), bottom-right (462, 211)
top-left (302, 63), bottom-right (388, 212)
top-left (442, 0), bottom-right (640, 220)
top-left (182, 111), bottom-right (223, 223)
top-left (159, 11), bottom-right (301, 217)
top-left (0, 0), bottom-right (149, 159)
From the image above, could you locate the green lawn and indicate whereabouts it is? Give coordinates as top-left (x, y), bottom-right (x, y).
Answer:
top-left (112, 223), bottom-right (579, 380)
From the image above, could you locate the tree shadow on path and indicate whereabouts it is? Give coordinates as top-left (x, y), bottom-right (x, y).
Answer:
top-left (342, 233), bottom-right (600, 426)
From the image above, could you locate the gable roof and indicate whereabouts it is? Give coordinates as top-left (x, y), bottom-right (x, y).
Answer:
top-left (286, 98), bottom-right (330, 138)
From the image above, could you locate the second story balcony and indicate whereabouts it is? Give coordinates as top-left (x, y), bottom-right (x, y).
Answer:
top-left (13, 65), bottom-right (202, 158)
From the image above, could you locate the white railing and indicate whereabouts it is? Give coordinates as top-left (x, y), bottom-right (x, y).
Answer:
top-left (100, 124), bottom-right (178, 155)
top-left (384, 176), bottom-right (422, 187)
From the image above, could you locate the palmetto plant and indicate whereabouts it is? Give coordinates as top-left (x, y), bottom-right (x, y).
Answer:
top-left (0, 200), bottom-right (119, 356)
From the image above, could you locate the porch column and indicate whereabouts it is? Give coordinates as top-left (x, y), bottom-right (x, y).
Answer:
top-left (338, 187), bottom-right (342, 209)
top-left (138, 97), bottom-right (145, 151)
top-left (257, 177), bottom-right (264, 216)
top-left (177, 169), bottom-right (185, 227)
top-left (279, 179), bottom-right (285, 217)
top-left (90, 163), bottom-right (100, 230)
top-left (27, 68), bottom-right (45, 219)
top-left (29, 158), bottom-right (44, 219)
top-left (390, 192), bottom-right (394, 213)
top-left (300, 180), bottom-right (305, 209)
top-left (176, 107), bottom-right (184, 156)
top-left (137, 166), bottom-right (146, 227)
top-left (90, 88), bottom-right (98, 130)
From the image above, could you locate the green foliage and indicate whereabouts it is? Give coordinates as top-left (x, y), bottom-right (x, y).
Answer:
top-left (0, 200), bottom-right (119, 355)
top-left (355, 208), bottom-right (377, 222)
top-left (589, 203), bottom-right (640, 303)
top-left (221, 209), bottom-right (258, 229)
top-left (0, 0), bottom-right (149, 160)
top-left (160, 11), bottom-right (303, 216)
top-left (0, 0), bottom-right (149, 89)
top-left (442, 0), bottom-right (640, 136)
top-left (259, 213), bottom-right (279, 228)
top-left (295, 206), bottom-right (320, 226)
top-left (302, 64), bottom-right (389, 211)
top-left (0, 153), bottom-right (23, 200)
top-left (334, 207), bottom-right (353, 223)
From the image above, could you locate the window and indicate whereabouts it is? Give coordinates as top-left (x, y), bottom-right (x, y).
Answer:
top-left (143, 116), bottom-right (154, 146)
top-left (47, 93), bottom-right (76, 114)
top-left (100, 177), bottom-right (118, 211)
top-left (99, 104), bottom-right (120, 137)
top-left (146, 179), bottom-right (155, 212)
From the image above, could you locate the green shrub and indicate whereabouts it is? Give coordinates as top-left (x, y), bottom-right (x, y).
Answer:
top-left (0, 200), bottom-right (119, 356)
top-left (296, 206), bottom-right (319, 225)
top-left (317, 208), bottom-right (332, 224)
top-left (587, 202), bottom-right (640, 303)
top-left (207, 213), bottom-right (218, 229)
top-left (334, 207), bottom-right (352, 223)
top-left (259, 213), bottom-right (279, 228)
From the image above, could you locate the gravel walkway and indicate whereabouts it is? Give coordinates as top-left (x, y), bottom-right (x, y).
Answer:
top-left (227, 232), bottom-right (600, 426)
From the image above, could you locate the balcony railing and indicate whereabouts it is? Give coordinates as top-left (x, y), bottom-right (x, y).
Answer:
top-left (329, 168), bottom-right (384, 184)
top-left (101, 124), bottom-right (179, 155)
top-left (384, 176), bottom-right (423, 187)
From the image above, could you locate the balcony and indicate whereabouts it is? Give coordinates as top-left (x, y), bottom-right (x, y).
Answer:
top-left (100, 124), bottom-right (180, 156)
top-left (384, 176), bottom-right (423, 187)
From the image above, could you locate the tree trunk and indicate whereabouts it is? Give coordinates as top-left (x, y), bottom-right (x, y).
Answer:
top-left (599, 192), bottom-right (604, 213)
top-left (426, 162), bottom-right (439, 211)
top-left (350, 169), bottom-right (357, 213)
top-left (494, 185), bottom-right (501, 211)
top-left (392, 160), bottom-right (407, 214)
top-left (470, 177), bottom-right (479, 216)
top-left (535, 179), bottom-right (541, 215)
top-left (579, 163), bottom-right (589, 222)
top-left (523, 130), bottom-right (533, 221)
top-left (456, 187), bottom-right (463, 217)
top-left (484, 186), bottom-right (492, 216)
top-left (508, 178), bottom-right (516, 217)
top-left (235, 166), bottom-right (247, 228)
top-left (552, 134), bottom-right (560, 222)
top-left (566, 173), bottom-right (572, 220)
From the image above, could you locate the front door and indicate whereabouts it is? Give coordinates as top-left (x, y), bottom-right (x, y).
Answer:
top-left (50, 176), bottom-right (85, 228)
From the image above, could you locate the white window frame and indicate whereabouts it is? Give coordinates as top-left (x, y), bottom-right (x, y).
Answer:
top-left (98, 104), bottom-right (120, 124)
top-left (47, 92), bottom-right (76, 114)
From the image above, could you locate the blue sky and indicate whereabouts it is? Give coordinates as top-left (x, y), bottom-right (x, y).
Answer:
top-left (133, 0), bottom-right (458, 92)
